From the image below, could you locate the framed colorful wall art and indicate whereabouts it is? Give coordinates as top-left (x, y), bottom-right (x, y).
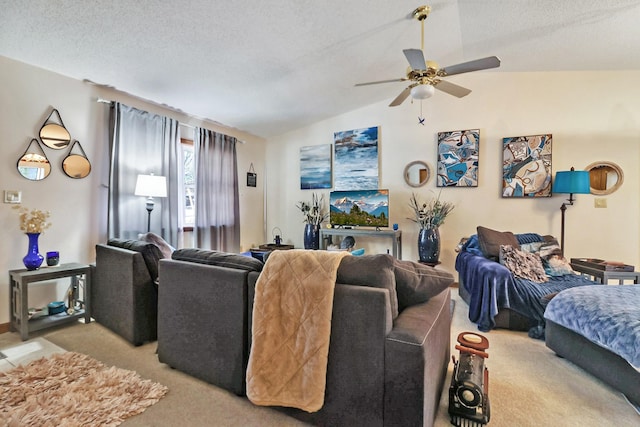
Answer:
top-left (437, 129), bottom-right (479, 187)
top-left (333, 126), bottom-right (379, 190)
top-left (502, 134), bottom-right (552, 197)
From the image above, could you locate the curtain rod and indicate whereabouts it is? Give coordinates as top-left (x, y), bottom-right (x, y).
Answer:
top-left (95, 98), bottom-right (245, 142)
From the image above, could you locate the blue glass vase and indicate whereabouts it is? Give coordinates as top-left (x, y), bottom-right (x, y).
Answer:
top-left (303, 224), bottom-right (320, 250)
top-left (23, 233), bottom-right (44, 270)
top-left (418, 227), bottom-right (440, 264)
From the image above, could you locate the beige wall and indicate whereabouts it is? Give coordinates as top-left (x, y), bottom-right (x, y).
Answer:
top-left (0, 56), bottom-right (267, 324)
top-left (265, 71), bottom-right (640, 277)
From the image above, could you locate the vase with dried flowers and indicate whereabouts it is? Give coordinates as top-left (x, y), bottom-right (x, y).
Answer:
top-left (14, 206), bottom-right (51, 270)
top-left (408, 192), bottom-right (455, 264)
top-left (296, 193), bottom-right (329, 250)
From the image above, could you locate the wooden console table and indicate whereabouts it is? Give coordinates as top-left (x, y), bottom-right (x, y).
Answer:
top-left (9, 263), bottom-right (91, 340)
top-left (319, 228), bottom-right (402, 259)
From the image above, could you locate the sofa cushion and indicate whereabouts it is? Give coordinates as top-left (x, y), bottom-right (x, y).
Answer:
top-left (477, 226), bottom-right (520, 259)
top-left (171, 248), bottom-right (263, 272)
top-left (337, 254), bottom-right (398, 319)
top-left (107, 238), bottom-right (164, 281)
top-left (393, 259), bottom-right (453, 311)
top-left (138, 232), bottom-right (175, 259)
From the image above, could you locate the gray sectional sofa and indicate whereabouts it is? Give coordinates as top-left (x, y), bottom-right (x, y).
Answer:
top-left (157, 249), bottom-right (454, 427)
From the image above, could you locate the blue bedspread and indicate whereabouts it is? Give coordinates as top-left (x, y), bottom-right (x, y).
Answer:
top-left (544, 285), bottom-right (640, 369)
top-left (456, 251), bottom-right (597, 332)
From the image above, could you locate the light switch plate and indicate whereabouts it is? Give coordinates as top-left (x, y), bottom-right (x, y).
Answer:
top-left (594, 198), bottom-right (607, 208)
top-left (3, 190), bottom-right (21, 204)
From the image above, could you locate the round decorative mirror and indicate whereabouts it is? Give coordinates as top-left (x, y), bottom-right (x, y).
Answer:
top-left (62, 140), bottom-right (91, 179)
top-left (585, 161), bottom-right (623, 195)
top-left (17, 138), bottom-right (51, 180)
top-left (39, 108), bottom-right (71, 149)
top-left (404, 160), bottom-right (430, 187)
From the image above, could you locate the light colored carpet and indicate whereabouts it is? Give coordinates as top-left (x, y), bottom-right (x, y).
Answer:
top-left (1, 287), bottom-right (637, 426)
top-left (0, 351), bottom-right (167, 426)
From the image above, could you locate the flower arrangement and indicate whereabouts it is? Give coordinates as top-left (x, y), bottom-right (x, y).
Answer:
top-left (408, 191), bottom-right (455, 229)
top-left (296, 193), bottom-right (329, 226)
top-left (14, 206), bottom-right (51, 234)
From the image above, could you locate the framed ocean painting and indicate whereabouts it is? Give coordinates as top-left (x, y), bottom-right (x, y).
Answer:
top-left (300, 144), bottom-right (332, 189)
top-left (333, 126), bottom-right (379, 190)
top-left (437, 129), bottom-right (479, 187)
top-left (502, 134), bottom-right (552, 197)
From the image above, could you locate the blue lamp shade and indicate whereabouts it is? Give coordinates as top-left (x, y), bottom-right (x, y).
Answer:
top-left (552, 170), bottom-right (591, 194)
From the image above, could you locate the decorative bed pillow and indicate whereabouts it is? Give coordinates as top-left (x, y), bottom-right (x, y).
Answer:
top-left (499, 245), bottom-right (548, 283)
top-left (392, 259), bottom-right (453, 311)
top-left (536, 240), bottom-right (574, 276)
top-left (477, 226), bottom-right (520, 260)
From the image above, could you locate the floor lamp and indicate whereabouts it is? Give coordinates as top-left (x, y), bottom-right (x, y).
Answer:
top-left (134, 174), bottom-right (167, 233)
top-left (551, 167), bottom-right (590, 255)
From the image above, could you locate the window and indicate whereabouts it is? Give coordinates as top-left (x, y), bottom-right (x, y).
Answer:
top-left (181, 139), bottom-right (195, 227)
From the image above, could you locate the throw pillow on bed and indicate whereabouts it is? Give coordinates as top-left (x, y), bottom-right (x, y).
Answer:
top-left (499, 245), bottom-right (548, 283)
top-left (477, 226), bottom-right (520, 260)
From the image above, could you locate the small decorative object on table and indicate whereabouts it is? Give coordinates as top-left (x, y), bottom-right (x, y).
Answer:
top-left (409, 192), bottom-right (454, 264)
top-left (47, 251), bottom-right (60, 266)
top-left (296, 192), bottom-right (329, 250)
top-left (14, 206), bottom-right (51, 270)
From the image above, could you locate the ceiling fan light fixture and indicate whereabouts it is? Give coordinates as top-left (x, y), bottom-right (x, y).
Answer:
top-left (410, 84), bottom-right (435, 100)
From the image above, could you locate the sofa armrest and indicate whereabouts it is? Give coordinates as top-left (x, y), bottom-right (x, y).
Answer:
top-left (157, 258), bottom-right (249, 395)
top-left (384, 287), bottom-right (452, 427)
top-left (92, 244), bottom-right (157, 345)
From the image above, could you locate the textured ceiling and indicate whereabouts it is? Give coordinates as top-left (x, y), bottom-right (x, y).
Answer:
top-left (2, 0), bottom-right (640, 138)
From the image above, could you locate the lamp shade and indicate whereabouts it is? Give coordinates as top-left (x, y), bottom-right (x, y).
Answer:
top-left (410, 84), bottom-right (435, 100)
top-left (134, 174), bottom-right (167, 197)
top-left (552, 170), bottom-right (590, 194)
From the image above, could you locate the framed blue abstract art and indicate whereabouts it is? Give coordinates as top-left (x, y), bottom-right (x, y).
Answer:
top-left (300, 144), bottom-right (332, 189)
top-left (333, 126), bottom-right (379, 190)
top-left (437, 129), bottom-right (479, 187)
top-left (502, 134), bottom-right (552, 197)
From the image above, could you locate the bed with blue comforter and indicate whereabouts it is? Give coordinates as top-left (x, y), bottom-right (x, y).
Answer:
top-left (544, 285), bottom-right (640, 406)
top-left (455, 233), bottom-right (598, 335)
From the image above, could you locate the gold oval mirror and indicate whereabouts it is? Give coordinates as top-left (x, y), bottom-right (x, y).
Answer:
top-left (404, 160), bottom-right (430, 187)
top-left (39, 108), bottom-right (71, 149)
top-left (585, 161), bottom-right (623, 195)
top-left (17, 138), bottom-right (51, 180)
top-left (62, 140), bottom-right (91, 179)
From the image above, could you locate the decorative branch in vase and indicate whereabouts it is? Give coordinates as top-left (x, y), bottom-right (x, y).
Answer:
top-left (296, 193), bottom-right (329, 250)
top-left (408, 192), bottom-right (455, 264)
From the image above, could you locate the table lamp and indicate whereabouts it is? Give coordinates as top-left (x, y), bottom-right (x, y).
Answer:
top-left (552, 167), bottom-right (590, 255)
top-left (134, 174), bottom-right (167, 232)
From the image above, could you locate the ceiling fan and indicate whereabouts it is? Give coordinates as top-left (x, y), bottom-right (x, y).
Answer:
top-left (355, 5), bottom-right (501, 107)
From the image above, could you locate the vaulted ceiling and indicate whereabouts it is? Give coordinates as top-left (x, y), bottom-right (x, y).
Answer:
top-left (2, 1), bottom-right (639, 138)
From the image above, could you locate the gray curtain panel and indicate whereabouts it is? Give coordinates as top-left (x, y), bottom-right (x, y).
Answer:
top-left (108, 103), bottom-right (182, 246)
top-left (193, 127), bottom-right (240, 252)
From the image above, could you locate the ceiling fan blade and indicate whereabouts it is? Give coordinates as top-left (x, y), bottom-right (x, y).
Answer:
top-left (434, 80), bottom-right (472, 98)
top-left (389, 86), bottom-right (412, 107)
top-left (355, 78), bottom-right (406, 87)
top-left (403, 48), bottom-right (427, 71)
top-left (440, 56), bottom-right (501, 76)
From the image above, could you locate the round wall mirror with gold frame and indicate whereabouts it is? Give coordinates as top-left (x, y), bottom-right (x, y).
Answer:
top-left (404, 160), bottom-right (430, 187)
top-left (585, 161), bottom-right (623, 195)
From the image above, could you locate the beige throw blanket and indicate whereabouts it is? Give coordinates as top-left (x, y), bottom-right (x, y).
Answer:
top-left (246, 249), bottom-right (350, 412)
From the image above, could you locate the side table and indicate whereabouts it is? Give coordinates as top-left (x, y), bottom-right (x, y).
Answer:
top-left (570, 259), bottom-right (640, 285)
top-left (9, 262), bottom-right (91, 340)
